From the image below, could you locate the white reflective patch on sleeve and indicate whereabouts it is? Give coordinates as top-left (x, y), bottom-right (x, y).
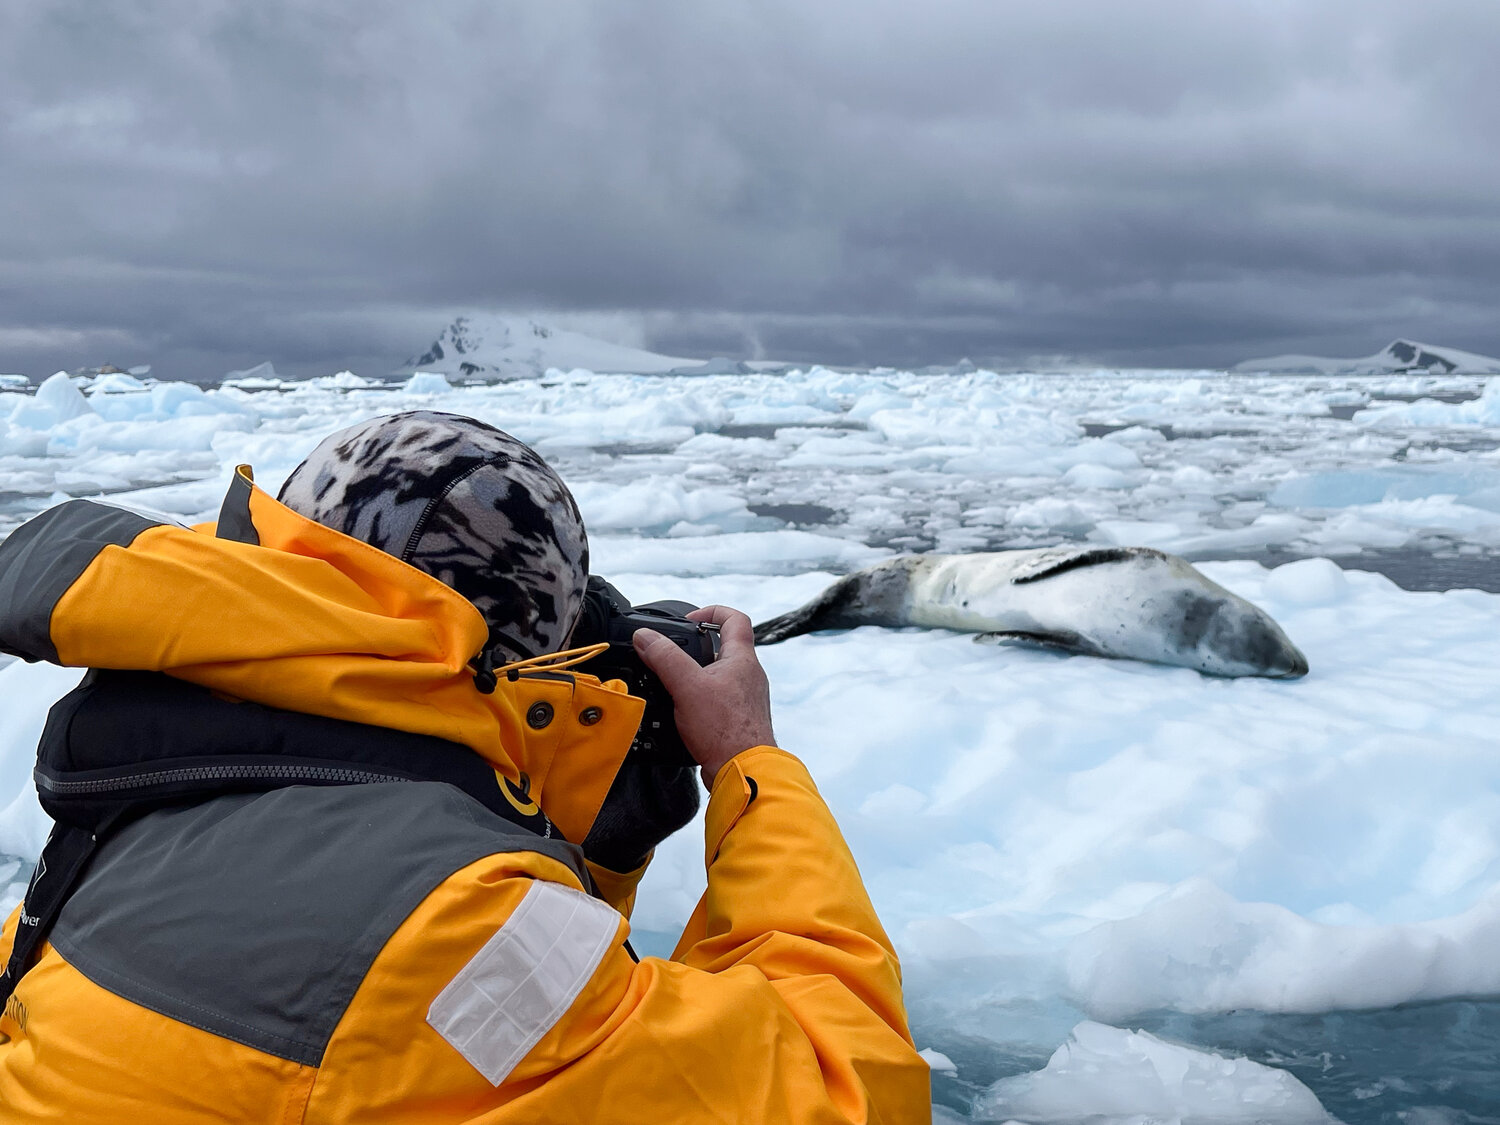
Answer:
top-left (426, 879), bottom-right (621, 1085)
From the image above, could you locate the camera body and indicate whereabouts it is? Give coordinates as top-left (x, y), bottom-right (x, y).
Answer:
top-left (570, 576), bottom-right (720, 767)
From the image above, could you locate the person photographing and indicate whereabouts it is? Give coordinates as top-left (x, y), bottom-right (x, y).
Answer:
top-left (0, 411), bottom-right (930, 1123)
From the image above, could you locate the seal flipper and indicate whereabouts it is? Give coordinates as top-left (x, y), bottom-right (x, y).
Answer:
top-left (753, 572), bottom-right (877, 644)
top-left (973, 629), bottom-right (1105, 657)
top-left (752, 608), bottom-right (816, 645)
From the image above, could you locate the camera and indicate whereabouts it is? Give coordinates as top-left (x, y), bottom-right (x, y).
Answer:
top-left (570, 576), bottom-right (720, 766)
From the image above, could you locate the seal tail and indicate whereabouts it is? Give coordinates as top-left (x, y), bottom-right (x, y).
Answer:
top-left (753, 576), bottom-right (864, 645)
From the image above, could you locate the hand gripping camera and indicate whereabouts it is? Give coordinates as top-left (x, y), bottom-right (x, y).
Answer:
top-left (569, 577), bottom-right (720, 767)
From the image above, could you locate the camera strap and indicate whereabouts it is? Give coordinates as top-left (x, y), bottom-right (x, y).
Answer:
top-left (0, 820), bottom-right (110, 1010)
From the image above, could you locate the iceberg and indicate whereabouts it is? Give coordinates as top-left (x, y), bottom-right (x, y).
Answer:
top-left (975, 1021), bottom-right (1334, 1124)
top-left (403, 370), bottom-right (453, 394)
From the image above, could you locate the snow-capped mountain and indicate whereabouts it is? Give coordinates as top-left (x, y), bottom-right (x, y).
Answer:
top-left (1234, 339), bottom-right (1500, 376)
top-left (406, 315), bottom-right (698, 379)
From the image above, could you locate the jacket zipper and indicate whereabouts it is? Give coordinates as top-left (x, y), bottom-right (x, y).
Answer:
top-left (35, 762), bottom-right (408, 796)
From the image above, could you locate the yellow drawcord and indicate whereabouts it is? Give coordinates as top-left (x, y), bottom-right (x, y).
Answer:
top-left (495, 642), bottom-right (609, 676)
top-left (472, 640), bottom-right (610, 694)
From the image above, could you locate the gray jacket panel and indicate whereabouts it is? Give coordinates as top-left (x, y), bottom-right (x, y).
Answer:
top-left (51, 782), bottom-right (590, 1065)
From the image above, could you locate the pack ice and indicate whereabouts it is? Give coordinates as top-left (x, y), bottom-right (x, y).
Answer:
top-left (1, 361), bottom-right (1498, 1122)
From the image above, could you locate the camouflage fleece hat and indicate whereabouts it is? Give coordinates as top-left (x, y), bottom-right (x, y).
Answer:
top-left (278, 411), bottom-right (589, 662)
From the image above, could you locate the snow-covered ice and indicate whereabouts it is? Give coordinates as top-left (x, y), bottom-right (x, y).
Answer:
top-left (1234, 338), bottom-right (1500, 378)
top-left (406, 314), bottom-right (699, 380)
top-left (2, 363), bottom-right (1498, 1122)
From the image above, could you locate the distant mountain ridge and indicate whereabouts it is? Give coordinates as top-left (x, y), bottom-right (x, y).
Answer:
top-left (406, 315), bottom-right (699, 379)
top-left (1235, 339), bottom-right (1500, 376)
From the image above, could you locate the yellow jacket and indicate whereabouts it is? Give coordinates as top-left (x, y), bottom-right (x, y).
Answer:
top-left (0, 468), bottom-right (929, 1123)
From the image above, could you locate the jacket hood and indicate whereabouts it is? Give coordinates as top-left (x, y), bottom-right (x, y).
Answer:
top-left (0, 466), bottom-right (643, 845)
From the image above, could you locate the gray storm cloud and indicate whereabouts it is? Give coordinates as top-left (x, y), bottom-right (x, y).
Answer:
top-left (1, 0), bottom-right (1497, 378)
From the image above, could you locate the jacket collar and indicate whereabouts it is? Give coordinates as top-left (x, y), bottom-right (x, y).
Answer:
top-left (194, 465), bottom-right (644, 844)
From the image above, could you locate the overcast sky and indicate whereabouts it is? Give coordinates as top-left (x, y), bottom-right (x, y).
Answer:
top-left (3, 0), bottom-right (1498, 379)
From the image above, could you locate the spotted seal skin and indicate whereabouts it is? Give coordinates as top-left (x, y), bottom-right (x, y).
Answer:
top-left (754, 546), bottom-right (1308, 679)
top-left (278, 411), bottom-right (588, 662)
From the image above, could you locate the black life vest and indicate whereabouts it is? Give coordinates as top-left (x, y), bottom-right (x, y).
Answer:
top-left (1, 670), bottom-right (556, 1006)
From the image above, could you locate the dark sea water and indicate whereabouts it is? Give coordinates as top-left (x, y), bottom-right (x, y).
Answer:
top-left (1138, 1003), bottom-right (1500, 1124)
top-left (1187, 546), bottom-right (1500, 595)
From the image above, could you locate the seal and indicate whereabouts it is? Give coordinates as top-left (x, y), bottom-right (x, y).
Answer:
top-left (753, 546), bottom-right (1309, 678)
